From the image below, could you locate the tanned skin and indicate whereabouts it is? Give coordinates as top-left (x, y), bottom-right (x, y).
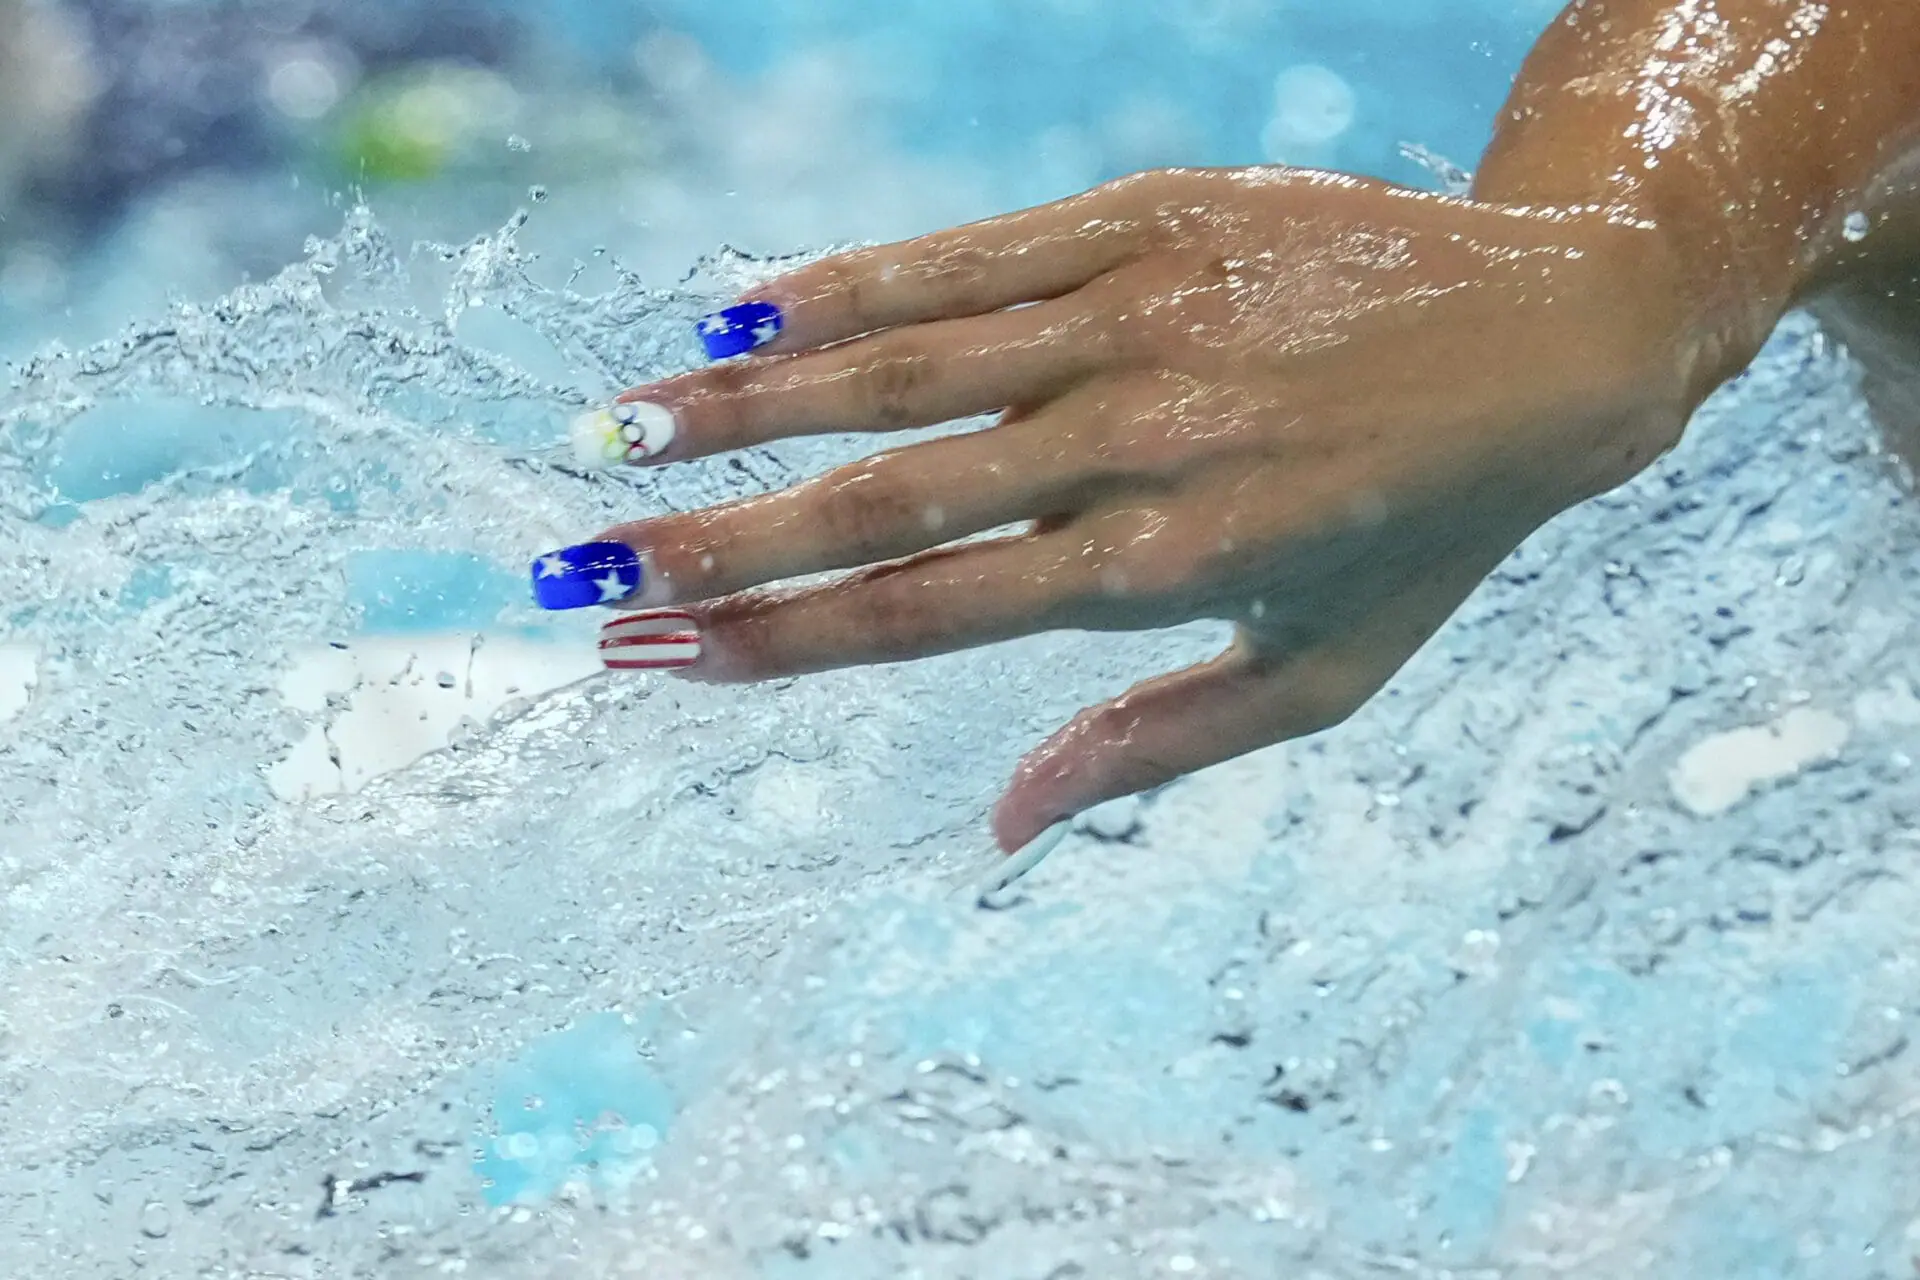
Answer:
top-left (566, 0), bottom-right (1920, 852)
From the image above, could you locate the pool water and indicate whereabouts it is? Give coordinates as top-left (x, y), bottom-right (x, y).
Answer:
top-left (4, 3), bottom-right (1920, 1277)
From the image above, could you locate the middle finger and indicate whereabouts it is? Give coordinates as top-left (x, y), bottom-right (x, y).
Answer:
top-left (597, 404), bottom-right (1127, 605)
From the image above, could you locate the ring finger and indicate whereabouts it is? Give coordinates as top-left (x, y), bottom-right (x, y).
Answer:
top-left (622, 523), bottom-right (1128, 681)
top-left (594, 388), bottom-right (1137, 605)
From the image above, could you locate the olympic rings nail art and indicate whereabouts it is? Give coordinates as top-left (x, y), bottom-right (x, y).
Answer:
top-left (570, 400), bottom-right (677, 468)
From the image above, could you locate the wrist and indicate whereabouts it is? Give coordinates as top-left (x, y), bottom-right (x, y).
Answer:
top-left (1475, 0), bottom-right (1920, 411)
top-left (1479, 124), bottom-right (1805, 398)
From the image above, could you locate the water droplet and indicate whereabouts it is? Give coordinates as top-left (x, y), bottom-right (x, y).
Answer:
top-left (506, 135), bottom-right (533, 153)
top-left (139, 1201), bottom-right (172, 1239)
top-left (1843, 212), bottom-right (1870, 243)
top-left (527, 185), bottom-right (549, 204)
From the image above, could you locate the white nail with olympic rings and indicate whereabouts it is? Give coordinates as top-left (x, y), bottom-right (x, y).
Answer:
top-left (571, 401), bottom-right (677, 468)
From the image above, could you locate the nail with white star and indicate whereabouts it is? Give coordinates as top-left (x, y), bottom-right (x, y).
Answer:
top-left (529, 541), bottom-right (644, 611)
top-left (570, 400), bottom-right (678, 468)
top-left (697, 301), bottom-right (784, 360)
top-left (599, 610), bottom-right (703, 671)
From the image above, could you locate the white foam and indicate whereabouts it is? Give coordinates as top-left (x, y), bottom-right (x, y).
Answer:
top-left (0, 643), bottom-right (37, 725)
top-left (1853, 677), bottom-right (1920, 730)
top-left (1669, 707), bottom-right (1851, 817)
top-left (267, 633), bottom-right (602, 801)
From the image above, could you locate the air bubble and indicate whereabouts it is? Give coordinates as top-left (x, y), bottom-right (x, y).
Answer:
top-left (1262, 64), bottom-right (1357, 160)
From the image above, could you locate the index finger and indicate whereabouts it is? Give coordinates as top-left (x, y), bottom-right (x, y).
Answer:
top-left (738, 180), bottom-right (1153, 353)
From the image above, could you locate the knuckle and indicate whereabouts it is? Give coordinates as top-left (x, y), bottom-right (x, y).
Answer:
top-left (811, 463), bottom-right (922, 560)
top-left (1129, 541), bottom-right (1214, 598)
top-left (818, 256), bottom-right (865, 310)
top-left (1083, 510), bottom-right (1208, 599)
top-left (920, 243), bottom-right (993, 304)
top-left (701, 359), bottom-right (762, 401)
top-left (706, 593), bottom-right (785, 679)
top-left (852, 341), bottom-right (936, 427)
top-left (1076, 373), bottom-right (1191, 472)
top-left (1101, 294), bottom-right (1177, 366)
top-left (847, 571), bottom-right (940, 652)
top-left (1093, 170), bottom-right (1182, 218)
top-left (687, 361), bottom-right (767, 443)
top-left (1075, 417), bottom-right (1140, 481)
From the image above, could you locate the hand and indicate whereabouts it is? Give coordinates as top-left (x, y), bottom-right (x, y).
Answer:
top-left (550, 167), bottom-right (1706, 851)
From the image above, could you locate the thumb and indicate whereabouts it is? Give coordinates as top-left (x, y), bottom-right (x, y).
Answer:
top-left (990, 638), bottom-right (1373, 853)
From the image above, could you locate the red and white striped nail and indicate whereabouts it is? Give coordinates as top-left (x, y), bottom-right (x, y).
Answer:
top-left (599, 610), bottom-right (703, 671)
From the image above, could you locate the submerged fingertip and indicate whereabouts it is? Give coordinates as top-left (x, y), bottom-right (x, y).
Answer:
top-left (972, 820), bottom-right (1071, 898)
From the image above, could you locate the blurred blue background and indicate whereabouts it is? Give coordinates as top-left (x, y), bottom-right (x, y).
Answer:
top-left (0, 0), bottom-right (1563, 347)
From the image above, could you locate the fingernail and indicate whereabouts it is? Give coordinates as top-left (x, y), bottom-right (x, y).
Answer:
top-left (570, 400), bottom-right (677, 469)
top-left (600, 610), bottom-right (703, 671)
top-left (971, 822), bottom-right (1071, 899)
top-left (697, 301), bottom-right (783, 360)
top-left (530, 541), bottom-right (644, 611)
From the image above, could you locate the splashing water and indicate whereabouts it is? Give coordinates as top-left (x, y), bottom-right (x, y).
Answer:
top-left (5, 206), bottom-right (1920, 1278)
top-left (0, 205), bottom-right (1215, 1275)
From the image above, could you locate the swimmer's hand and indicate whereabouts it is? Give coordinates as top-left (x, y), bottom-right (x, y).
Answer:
top-left (566, 0), bottom-right (1920, 853)
top-left (576, 169), bottom-right (1703, 849)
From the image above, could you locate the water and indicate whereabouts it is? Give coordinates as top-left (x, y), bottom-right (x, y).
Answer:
top-left (7, 197), bottom-right (1919, 1277)
top-left (6, 4), bottom-right (1920, 1276)
top-left (0, 202), bottom-right (1226, 1274)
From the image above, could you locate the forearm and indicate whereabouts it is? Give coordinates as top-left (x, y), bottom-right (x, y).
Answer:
top-left (1475, 0), bottom-right (1920, 393)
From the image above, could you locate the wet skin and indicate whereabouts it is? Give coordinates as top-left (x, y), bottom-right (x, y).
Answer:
top-left (584, 0), bottom-right (1920, 853)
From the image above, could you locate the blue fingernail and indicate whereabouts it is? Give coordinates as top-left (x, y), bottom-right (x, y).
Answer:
top-left (530, 542), bottom-right (642, 611)
top-left (697, 301), bottom-right (783, 360)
